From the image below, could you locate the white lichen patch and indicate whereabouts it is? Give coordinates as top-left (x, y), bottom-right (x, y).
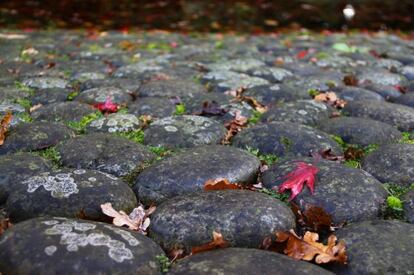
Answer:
top-left (23, 172), bottom-right (79, 198)
top-left (44, 245), bottom-right (57, 256)
top-left (164, 125), bottom-right (178, 132)
top-left (73, 169), bottom-right (86, 175)
top-left (90, 114), bottom-right (140, 133)
top-left (44, 219), bottom-right (138, 263)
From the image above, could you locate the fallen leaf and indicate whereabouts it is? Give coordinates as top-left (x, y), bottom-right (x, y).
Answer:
top-left (139, 115), bottom-right (152, 128)
top-left (291, 203), bottom-right (333, 233)
top-left (277, 162), bottom-right (319, 201)
top-left (314, 92), bottom-right (346, 109)
top-left (168, 248), bottom-right (185, 261)
top-left (343, 75), bottom-right (358, 86)
top-left (0, 112), bottom-right (13, 146)
top-left (222, 110), bottom-right (248, 144)
top-left (225, 86), bottom-right (267, 113)
top-left (29, 104), bottom-right (43, 113)
top-left (204, 178), bottom-right (241, 191)
top-left (191, 231), bottom-right (230, 254)
top-left (100, 202), bottom-right (155, 234)
top-left (194, 101), bottom-right (227, 116)
top-left (275, 230), bottom-right (347, 264)
top-left (311, 148), bottom-right (344, 162)
top-left (296, 50), bottom-right (309, 59)
top-left (0, 218), bottom-right (12, 236)
top-left (344, 146), bottom-right (364, 160)
top-left (94, 96), bottom-right (119, 113)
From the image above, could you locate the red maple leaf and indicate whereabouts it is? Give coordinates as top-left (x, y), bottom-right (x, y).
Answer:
top-left (277, 162), bottom-right (319, 201)
top-left (296, 50), bottom-right (309, 59)
top-left (94, 96), bottom-right (119, 113)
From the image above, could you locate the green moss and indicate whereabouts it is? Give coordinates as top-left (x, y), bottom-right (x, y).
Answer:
top-left (14, 81), bottom-right (34, 96)
top-left (344, 159), bottom-right (361, 169)
top-left (331, 135), bottom-right (346, 149)
top-left (308, 89), bottom-right (320, 98)
top-left (148, 145), bottom-right (172, 160)
top-left (363, 144), bottom-right (379, 155)
top-left (116, 130), bottom-right (144, 144)
top-left (67, 91), bottom-right (79, 101)
top-left (15, 112), bottom-right (32, 123)
top-left (66, 111), bottom-right (103, 134)
top-left (33, 147), bottom-right (62, 168)
top-left (399, 132), bottom-right (414, 144)
top-left (143, 42), bottom-right (172, 51)
top-left (383, 183), bottom-right (414, 220)
top-left (215, 41), bottom-right (225, 49)
top-left (246, 146), bottom-right (279, 165)
top-left (174, 104), bottom-right (186, 115)
top-left (280, 136), bottom-right (292, 151)
top-left (14, 98), bottom-right (32, 110)
top-left (116, 107), bottom-right (129, 114)
top-left (258, 187), bottom-right (289, 204)
top-left (156, 254), bottom-right (171, 273)
top-left (248, 110), bottom-right (262, 124)
top-left (315, 52), bottom-right (329, 60)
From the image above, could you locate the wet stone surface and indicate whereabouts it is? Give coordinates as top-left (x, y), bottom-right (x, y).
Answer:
top-left (86, 113), bottom-right (141, 133)
top-left (232, 121), bottom-right (342, 157)
top-left (0, 217), bottom-right (164, 275)
top-left (403, 190), bottom-right (414, 224)
top-left (75, 86), bottom-right (134, 105)
top-left (0, 121), bottom-right (75, 155)
top-left (332, 220), bottom-right (414, 275)
top-left (133, 145), bottom-right (260, 204)
top-left (137, 79), bottom-right (206, 99)
top-left (56, 133), bottom-right (155, 177)
top-left (143, 115), bottom-right (227, 149)
top-left (31, 101), bottom-right (96, 122)
top-left (149, 190), bottom-right (295, 253)
top-left (6, 168), bottom-right (137, 222)
top-left (262, 158), bottom-right (387, 223)
top-left (168, 248), bottom-right (334, 275)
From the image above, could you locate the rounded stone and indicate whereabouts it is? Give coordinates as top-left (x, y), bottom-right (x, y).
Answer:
top-left (243, 84), bottom-right (309, 105)
top-left (362, 143), bottom-right (414, 187)
top-left (86, 113), bottom-right (141, 133)
top-left (22, 77), bottom-right (69, 89)
top-left (75, 86), bottom-right (133, 105)
top-left (30, 88), bottom-right (71, 105)
top-left (392, 92), bottom-right (414, 108)
top-left (202, 70), bottom-right (269, 92)
top-left (0, 152), bottom-right (52, 204)
top-left (56, 133), bottom-right (155, 177)
top-left (317, 117), bottom-right (401, 147)
top-left (133, 145), bottom-right (260, 204)
top-left (262, 158), bottom-right (387, 223)
top-left (261, 100), bottom-right (331, 126)
top-left (343, 100), bottom-right (414, 131)
top-left (31, 101), bottom-right (96, 122)
top-left (149, 190), bottom-right (295, 252)
top-left (331, 220), bottom-right (414, 274)
top-left (403, 190), bottom-right (414, 224)
top-left (128, 97), bottom-right (176, 118)
top-left (358, 69), bottom-right (407, 87)
top-left (143, 115), bottom-right (227, 149)
top-left (6, 169), bottom-right (137, 222)
top-left (137, 79), bottom-right (205, 99)
top-left (333, 86), bottom-right (384, 102)
top-left (0, 217), bottom-right (164, 274)
top-left (168, 248), bottom-right (334, 275)
top-left (0, 121), bottom-right (75, 155)
top-left (246, 66), bottom-right (293, 83)
top-left (232, 121), bottom-right (342, 157)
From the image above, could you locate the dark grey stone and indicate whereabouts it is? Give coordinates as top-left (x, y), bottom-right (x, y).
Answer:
top-left (262, 158), bottom-right (387, 223)
top-left (75, 86), bottom-right (133, 105)
top-left (243, 84), bottom-right (309, 106)
top-left (169, 248), bottom-right (334, 275)
top-left (143, 115), bottom-right (227, 149)
top-left (261, 100), bottom-right (331, 126)
top-left (22, 77), bottom-right (69, 89)
top-left (318, 117), bottom-right (401, 147)
top-left (392, 92), bottom-right (414, 108)
top-left (149, 190), bottom-right (295, 252)
top-left (331, 220), bottom-right (414, 275)
top-left (403, 190), bottom-right (414, 224)
top-left (343, 100), bottom-right (414, 131)
top-left (133, 145), bottom-right (260, 204)
top-left (0, 217), bottom-right (164, 275)
top-left (137, 79), bottom-right (206, 99)
top-left (6, 169), bottom-right (137, 222)
top-left (0, 152), bottom-right (52, 204)
top-left (56, 133), bottom-right (155, 177)
top-left (333, 86), bottom-right (384, 101)
top-left (30, 88), bottom-right (71, 105)
top-left (232, 121), bottom-right (342, 157)
top-left (31, 101), bottom-right (96, 122)
top-left (358, 69), bottom-right (407, 87)
top-left (0, 121), bottom-right (75, 155)
top-left (362, 143), bottom-right (414, 187)
top-left (128, 97), bottom-right (176, 118)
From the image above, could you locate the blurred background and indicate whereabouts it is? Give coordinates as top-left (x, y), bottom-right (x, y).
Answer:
top-left (0, 0), bottom-right (413, 32)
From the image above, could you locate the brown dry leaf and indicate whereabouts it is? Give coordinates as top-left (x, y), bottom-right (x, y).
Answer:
top-left (101, 202), bottom-right (155, 234)
top-left (344, 146), bottom-right (364, 160)
top-left (191, 231), bottom-right (230, 254)
top-left (139, 115), bottom-right (153, 128)
top-left (204, 178), bottom-right (241, 191)
top-left (276, 230), bottom-right (347, 264)
top-left (0, 112), bottom-right (13, 146)
top-left (29, 104), bottom-right (43, 113)
top-left (0, 218), bottom-right (12, 236)
top-left (225, 86), bottom-right (267, 113)
top-left (222, 110), bottom-right (248, 144)
top-left (168, 248), bottom-right (185, 261)
top-left (314, 92), bottom-right (347, 109)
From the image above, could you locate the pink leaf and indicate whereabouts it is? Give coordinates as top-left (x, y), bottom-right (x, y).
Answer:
top-left (277, 162), bottom-right (319, 201)
top-left (94, 96), bottom-right (119, 113)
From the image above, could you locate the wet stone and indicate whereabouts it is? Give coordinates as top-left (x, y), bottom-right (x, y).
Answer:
top-left (359, 83), bottom-right (403, 100)
top-left (168, 248), bottom-right (334, 275)
top-left (261, 100), bottom-right (331, 126)
top-left (31, 101), bottom-right (96, 122)
top-left (232, 121), bottom-right (342, 157)
top-left (6, 169), bottom-right (137, 222)
top-left (358, 68), bottom-right (407, 87)
top-left (392, 92), bottom-right (414, 108)
top-left (149, 190), bottom-right (295, 253)
top-left (137, 79), bottom-right (205, 99)
top-left (143, 115), bottom-right (227, 149)
top-left (86, 113), bottom-right (141, 133)
top-left (332, 220), bottom-right (414, 275)
top-left (180, 92), bottom-right (232, 114)
top-left (202, 70), bottom-right (269, 92)
top-left (205, 58), bottom-right (266, 73)
top-left (0, 217), bottom-right (164, 274)
top-left (0, 86), bottom-right (30, 102)
top-left (0, 152), bottom-right (52, 204)
top-left (29, 88), bottom-right (71, 105)
top-left (128, 97), bottom-right (176, 118)
top-left (401, 65), bottom-right (414, 80)
top-left (243, 84), bottom-right (309, 106)
top-left (403, 190), bottom-right (414, 224)
top-left (22, 76), bottom-right (69, 89)
top-left (343, 100), bottom-right (414, 131)
top-left (332, 86), bottom-right (384, 102)
top-left (75, 86), bottom-right (134, 105)
top-left (317, 117), bottom-right (402, 147)
top-left (133, 145), bottom-right (260, 204)
top-left (262, 158), bottom-right (387, 223)
top-left (362, 143), bottom-right (414, 187)
top-left (0, 121), bottom-right (75, 155)
top-left (56, 133), bottom-right (155, 177)
top-left (245, 66), bottom-right (293, 83)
